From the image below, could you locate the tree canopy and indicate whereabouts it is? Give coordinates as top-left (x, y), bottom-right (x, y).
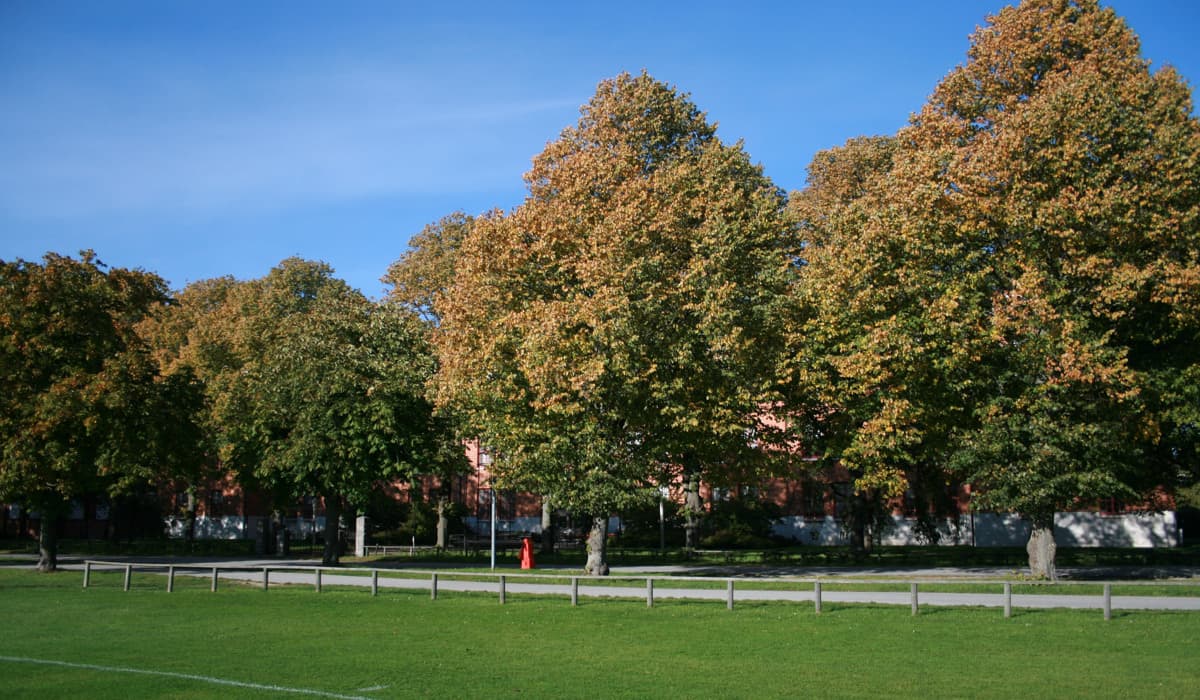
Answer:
top-left (152, 259), bottom-right (461, 564)
top-left (787, 0), bottom-right (1200, 576)
top-left (435, 72), bottom-right (794, 572)
top-left (0, 252), bottom-right (205, 570)
top-left (383, 212), bottom-right (474, 326)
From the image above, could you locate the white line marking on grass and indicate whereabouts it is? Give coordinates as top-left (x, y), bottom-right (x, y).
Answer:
top-left (0, 655), bottom-right (370, 700)
top-left (357, 685), bottom-right (390, 692)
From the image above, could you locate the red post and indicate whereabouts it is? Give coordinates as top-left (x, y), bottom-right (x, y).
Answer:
top-left (519, 537), bottom-right (536, 569)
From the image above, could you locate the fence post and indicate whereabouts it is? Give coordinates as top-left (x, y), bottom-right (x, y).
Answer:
top-left (211, 567), bottom-right (218, 592)
top-left (499, 575), bottom-right (506, 605)
top-left (814, 581), bottom-right (822, 614)
top-left (167, 565), bottom-right (175, 593)
top-left (315, 568), bottom-right (322, 593)
top-left (123, 565), bottom-right (132, 592)
top-left (571, 577), bottom-right (579, 607)
top-left (82, 561), bottom-right (90, 589)
top-left (646, 578), bottom-right (654, 608)
top-left (262, 567), bottom-right (269, 591)
top-left (1103, 583), bottom-right (1112, 621)
top-left (431, 573), bottom-right (438, 600)
top-left (910, 582), bottom-right (918, 616)
top-left (371, 570), bottom-right (378, 597)
top-left (727, 579), bottom-right (734, 610)
top-left (1004, 582), bottom-right (1012, 619)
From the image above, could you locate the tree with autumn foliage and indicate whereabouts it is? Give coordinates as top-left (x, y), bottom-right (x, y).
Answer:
top-left (788, 0), bottom-right (1200, 577)
top-left (0, 252), bottom-right (206, 571)
top-left (435, 72), bottom-right (793, 574)
top-left (383, 212), bottom-right (474, 326)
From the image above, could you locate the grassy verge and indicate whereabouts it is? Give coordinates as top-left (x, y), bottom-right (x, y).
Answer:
top-left (64, 562), bottom-right (1200, 597)
top-left (2, 568), bottom-right (1198, 699)
top-left (371, 571), bottom-right (1200, 597)
top-left (357, 542), bottom-right (1200, 569)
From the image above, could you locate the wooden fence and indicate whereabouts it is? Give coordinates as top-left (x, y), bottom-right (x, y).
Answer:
top-left (80, 560), bottom-right (1200, 621)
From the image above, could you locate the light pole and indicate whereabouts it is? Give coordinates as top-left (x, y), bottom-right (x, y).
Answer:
top-left (489, 487), bottom-right (497, 570)
top-left (659, 486), bottom-right (670, 555)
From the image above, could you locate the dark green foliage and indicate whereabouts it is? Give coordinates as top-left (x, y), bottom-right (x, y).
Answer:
top-left (612, 500), bottom-right (686, 548)
top-left (700, 497), bottom-right (783, 548)
top-left (0, 252), bottom-right (205, 570)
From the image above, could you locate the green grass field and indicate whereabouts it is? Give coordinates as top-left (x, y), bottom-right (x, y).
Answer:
top-left (2, 567), bottom-right (1198, 699)
top-left (351, 566), bottom-right (1200, 597)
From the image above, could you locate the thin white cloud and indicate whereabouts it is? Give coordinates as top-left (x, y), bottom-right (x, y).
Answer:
top-left (0, 59), bottom-right (581, 220)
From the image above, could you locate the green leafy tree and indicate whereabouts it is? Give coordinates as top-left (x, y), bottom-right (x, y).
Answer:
top-left (153, 261), bottom-right (465, 563)
top-left (435, 72), bottom-right (793, 573)
top-left (138, 276), bottom-right (242, 542)
top-left (220, 259), bottom-right (456, 565)
top-left (0, 252), bottom-right (205, 571)
top-left (789, 0), bottom-right (1200, 577)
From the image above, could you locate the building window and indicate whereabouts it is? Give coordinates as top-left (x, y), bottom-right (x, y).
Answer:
top-left (802, 481), bottom-right (826, 519)
top-left (832, 482), bottom-right (851, 519)
top-left (499, 490), bottom-right (516, 521)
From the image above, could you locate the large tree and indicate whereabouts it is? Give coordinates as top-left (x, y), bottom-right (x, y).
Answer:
top-left (435, 72), bottom-right (793, 573)
top-left (383, 213), bottom-right (478, 549)
top-left (152, 260), bottom-right (463, 564)
top-left (789, 0), bottom-right (1200, 577)
top-left (194, 259), bottom-right (453, 565)
top-left (0, 252), bottom-right (205, 571)
top-left (138, 276), bottom-right (242, 542)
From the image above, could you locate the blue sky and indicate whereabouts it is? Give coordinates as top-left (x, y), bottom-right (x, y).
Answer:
top-left (2, 1), bottom-right (1198, 298)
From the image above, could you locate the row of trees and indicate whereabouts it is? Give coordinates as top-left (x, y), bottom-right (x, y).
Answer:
top-left (404, 0), bottom-right (1199, 578)
top-left (1, 254), bottom-right (463, 570)
top-left (2, 1), bottom-right (1196, 578)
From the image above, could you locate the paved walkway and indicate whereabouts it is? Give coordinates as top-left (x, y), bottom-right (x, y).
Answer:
top-left (62, 558), bottom-right (1200, 612)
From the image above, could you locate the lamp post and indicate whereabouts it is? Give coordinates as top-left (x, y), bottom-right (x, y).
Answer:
top-left (478, 444), bottom-right (497, 570)
top-left (659, 486), bottom-right (670, 554)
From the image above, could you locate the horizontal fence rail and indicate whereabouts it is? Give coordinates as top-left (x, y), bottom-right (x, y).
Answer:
top-left (79, 560), bottom-right (1200, 619)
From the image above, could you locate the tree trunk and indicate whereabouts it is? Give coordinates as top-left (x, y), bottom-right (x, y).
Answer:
top-left (852, 489), bottom-right (875, 555)
top-left (435, 494), bottom-right (449, 550)
top-left (683, 464), bottom-right (703, 550)
top-left (539, 498), bottom-right (556, 555)
top-left (1026, 516), bottom-right (1057, 580)
top-left (584, 515), bottom-right (609, 576)
top-left (322, 493), bottom-right (341, 566)
top-left (36, 514), bottom-right (60, 573)
top-left (183, 488), bottom-right (197, 545)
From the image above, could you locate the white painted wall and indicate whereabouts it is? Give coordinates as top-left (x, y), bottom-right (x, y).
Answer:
top-left (771, 511), bottom-right (1179, 548)
top-left (770, 516), bottom-right (847, 545)
top-left (463, 516), bottom-right (623, 535)
top-left (164, 515), bottom-right (247, 540)
top-left (169, 511), bottom-right (1179, 547)
top-left (165, 516), bottom-right (327, 541)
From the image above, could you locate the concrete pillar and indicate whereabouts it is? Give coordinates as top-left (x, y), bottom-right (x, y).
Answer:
top-left (355, 515), bottom-right (369, 558)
